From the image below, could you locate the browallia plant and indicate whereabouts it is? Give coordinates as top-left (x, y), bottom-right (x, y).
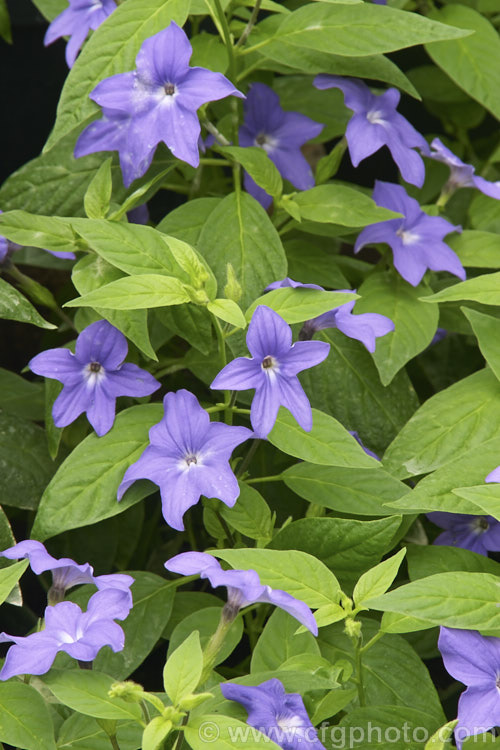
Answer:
top-left (1, 2), bottom-right (500, 749)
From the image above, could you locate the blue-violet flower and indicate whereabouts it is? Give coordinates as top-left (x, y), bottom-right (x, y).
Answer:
top-left (429, 138), bottom-right (500, 200)
top-left (427, 512), bottom-right (500, 556)
top-left (44, 0), bottom-right (117, 68)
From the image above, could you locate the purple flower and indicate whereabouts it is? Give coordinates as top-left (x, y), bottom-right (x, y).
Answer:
top-left (75, 22), bottom-right (244, 187)
top-left (1, 540), bottom-right (134, 605)
top-left (354, 181), bottom-right (465, 287)
top-left (29, 320), bottom-right (160, 437)
top-left (210, 306), bottom-right (330, 439)
top-left (429, 138), bottom-right (500, 200)
top-left (44, 0), bottom-right (117, 68)
top-left (164, 552), bottom-right (318, 635)
top-left (127, 204), bottom-right (149, 225)
top-left (239, 83), bottom-right (324, 209)
top-left (427, 513), bottom-right (500, 556)
top-left (313, 76), bottom-right (428, 187)
top-left (0, 588), bottom-right (128, 680)
top-left (117, 389), bottom-right (252, 531)
top-left (221, 678), bottom-right (326, 749)
top-left (438, 627), bottom-right (500, 748)
top-left (265, 278), bottom-right (394, 353)
top-left (486, 466), bottom-right (500, 483)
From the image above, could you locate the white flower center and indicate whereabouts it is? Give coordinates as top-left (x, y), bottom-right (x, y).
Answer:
top-left (254, 132), bottom-right (278, 153)
top-left (83, 361), bottom-right (105, 386)
top-left (366, 108), bottom-right (386, 126)
top-left (396, 227), bottom-right (420, 245)
top-left (471, 517), bottom-right (489, 535)
top-left (261, 355), bottom-right (279, 374)
top-left (276, 714), bottom-right (305, 731)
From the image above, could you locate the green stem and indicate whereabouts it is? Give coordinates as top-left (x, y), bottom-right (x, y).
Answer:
top-left (245, 474), bottom-right (284, 485)
top-left (353, 637), bottom-right (366, 707)
top-left (108, 737), bottom-right (121, 750)
top-left (236, 438), bottom-right (260, 478)
top-left (8, 264), bottom-right (75, 330)
top-left (201, 118), bottom-right (231, 147)
top-left (213, 0), bottom-right (237, 82)
top-left (200, 157), bottom-right (231, 166)
top-left (360, 630), bottom-right (384, 654)
top-left (235, 0), bottom-right (262, 47)
top-left (214, 509), bottom-right (235, 545)
top-left (199, 613), bottom-right (235, 685)
top-left (140, 700), bottom-right (151, 724)
top-left (173, 713), bottom-right (189, 750)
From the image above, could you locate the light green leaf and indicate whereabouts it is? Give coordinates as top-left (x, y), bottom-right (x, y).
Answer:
top-left (0, 210), bottom-right (80, 255)
top-left (219, 483), bottom-right (273, 542)
top-left (220, 146), bottom-right (282, 200)
top-left (425, 720), bottom-right (458, 749)
top-left (290, 184), bottom-right (401, 227)
top-left (84, 158), bottom-right (113, 219)
top-left (462, 307), bottom-right (500, 381)
top-left (380, 611), bottom-right (434, 634)
top-left (0, 682), bottom-right (56, 750)
top-left (407, 545), bottom-right (500, 582)
top-left (251, 608), bottom-right (320, 673)
top-left (157, 197), bottom-right (222, 247)
top-left (269, 407), bottom-right (378, 468)
top-left (207, 299), bottom-right (246, 329)
top-left (356, 272), bottom-right (439, 386)
top-left (448, 230), bottom-right (500, 268)
top-left (283, 462), bottom-right (411, 517)
top-left (353, 548), bottom-right (407, 607)
top-left (168, 607), bottom-right (243, 667)
top-left (65, 274), bottom-right (191, 310)
top-left (42, 670), bottom-right (142, 721)
top-left (47, 0), bottom-right (190, 147)
top-left (365, 572), bottom-right (500, 633)
top-left (142, 717), bottom-right (172, 750)
top-left (383, 369), bottom-right (500, 479)
top-left (427, 5), bottom-right (500, 120)
top-left (56, 712), bottom-right (142, 750)
top-left (0, 277), bottom-right (56, 329)
top-left (185, 715), bottom-right (281, 750)
top-left (197, 191), bottom-right (287, 309)
top-left (284, 239), bottom-right (349, 289)
top-left (213, 548), bottom-right (340, 608)
top-left (452, 484), bottom-right (500, 520)
top-left (31, 404), bottom-right (163, 541)
top-left (422, 270), bottom-right (500, 305)
top-left (0, 560), bottom-right (29, 606)
top-left (339, 705), bottom-right (442, 743)
top-left (246, 287), bottom-right (357, 323)
top-left (163, 631), bottom-right (203, 705)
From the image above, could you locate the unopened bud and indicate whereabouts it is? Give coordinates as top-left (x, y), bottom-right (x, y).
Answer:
top-left (178, 692), bottom-right (213, 711)
top-left (108, 681), bottom-right (145, 703)
top-left (224, 263), bottom-right (242, 303)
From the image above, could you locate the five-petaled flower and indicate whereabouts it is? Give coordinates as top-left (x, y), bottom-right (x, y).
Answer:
top-left (354, 181), bottom-right (465, 287)
top-left (44, 0), bottom-right (117, 68)
top-left (0, 588), bottom-right (130, 680)
top-left (438, 627), bottom-right (500, 748)
top-left (314, 75), bottom-right (429, 187)
top-left (75, 22), bottom-right (244, 186)
top-left (427, 512), bottom-right (500, 557)
top-left (221, 678), bottom-right (326, 749)
top-left (29, 320), bottom-right (160, 437)
top-left (117, 389), bottom-right (252, 531)
top-left (429, 138), bottom-right (500, 200)
top-left (1, 540), bottom-right (134, 605)
top-left (239, 83), bottom-right (324, 209)
top-left (165, 552), bottom-right (318, 634)
top-left (210, 305), bottom-right (329, 439)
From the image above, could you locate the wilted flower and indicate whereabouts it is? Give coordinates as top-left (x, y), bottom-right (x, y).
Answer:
top-left (221, 678), bottom-right (326, 749)
top-left (75, 22), bottom-right (244, 186)
top-left (354, 181), bottom-right (464, 287)
top-left (211, 305), bottom-right (330, 439)
top-left (438, 627), bottom-right (500, 748)
top-left (118, 389), bottom-right (252, 531)
top-left (313, 75), bottom-right (428, 187)
top-left (429, 138), bottom-right (500, 200)
top-left (427, 512), bottom-right (500, 556)
top-left (239, 83), bottom-right (324, 208)
top-left (29, 320), bottom-right (160, 436)
top-left (44, 0), bottom-right (117, 68)
top-left (165, 552), bottom-right (318, 634)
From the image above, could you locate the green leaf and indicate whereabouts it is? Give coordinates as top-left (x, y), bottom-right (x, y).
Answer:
top-left (0, 681), bottom-right (56, 750)
top-left (47, 0), bottom-right (191, 148)
top-left (353, 548), bottom-right (407, 607)
top-left (220, 146), bottom-right (283, 200)
top-left (0, 410), bottom-right (56, 510)
top-left (290, 184), bottom-right (401, 227)
top-left (213, 548), bottom-right (340, 608)
top-left (56, 712), bottom-right (142, 750)
top-left (142, 717), bottom-right (172, 750)
top-left (339, 705), bottom-right (442, 745)
top-left (0, 0), bottom-right (12, 43)
top-left (0, 560), bottom-right (29, 606)
top-left (84, 158), bottom-right (113, 219)
top-left (452, 484), bottom-right (500, 519)
top-left (462, 307), bottom-right (500, 381)
top-left (422, 270), bottom-right (500, 305)
top-left (0, 368), bottom-right (44, 421)
top-left (0, 210), bottom-right (80, 255)
top-left (246, 4), bottom-right (470, 59)
top-left (283, 462), bottom-right (411, 517)
top-left (448, 230), bottom-right (500, 268)
top-left (251, 608), bottom-right (320, 673)
top-left (284, 239), bottom-right (349, 290)
top-left (207, 299), bottom-right (246, 329)
top-left (270, 517), bottom-right (403, 591)
top-left (157, 197), bottom-right (222, 247)
top-left (31, 404), bottom-right (163, 541)
top-left (42, 670), bottom-right (142, 721)
top-left (365, 572), bottom-right (500, 633)
top-left (426, 5), bottom-right (500, 120)
top-left (72, 254), bottom-right (157, 361)
top-left (274, 76), bottom-right (349, 142)
top-left (246, 287), bottom-right (357, 324)
top-left (383, 369), bottom-right (500, 479)
top-left (163, 631), bottom-right (203, 705)
top-left (356, 272), bottom-right (439, 386)
top-left (0, 277), bottom-right (56, 329)
top-left (407, 545), bottom-right (500, 582)
top-left (197, 191), bottom-right (287, 309)
top-left (168, 607), bottom-right (243, 667)
top-left (185, 715), bottom-right (281, 750)
top-left (425, 720), bottom-right (458, 750)
top-left (219, 483), bottom-right (273, 542)
top-left (157, 303), bottom-right (213, 355)
top-left (65, 273), bottom-right (191, 310)
top-left (269, 407), bottom-right (380, 468)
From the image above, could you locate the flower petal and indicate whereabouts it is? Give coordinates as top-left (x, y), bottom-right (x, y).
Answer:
top-left (211, 356), bottom-right (262, 392)
top-left (250, 377), bottom-right (281, 438)
top-left (75, 320), bottom-right (127, 369)
top-left (246, 305), bottom-right (292, 360)
top-left (29, 348), bottom-right (81, 386)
